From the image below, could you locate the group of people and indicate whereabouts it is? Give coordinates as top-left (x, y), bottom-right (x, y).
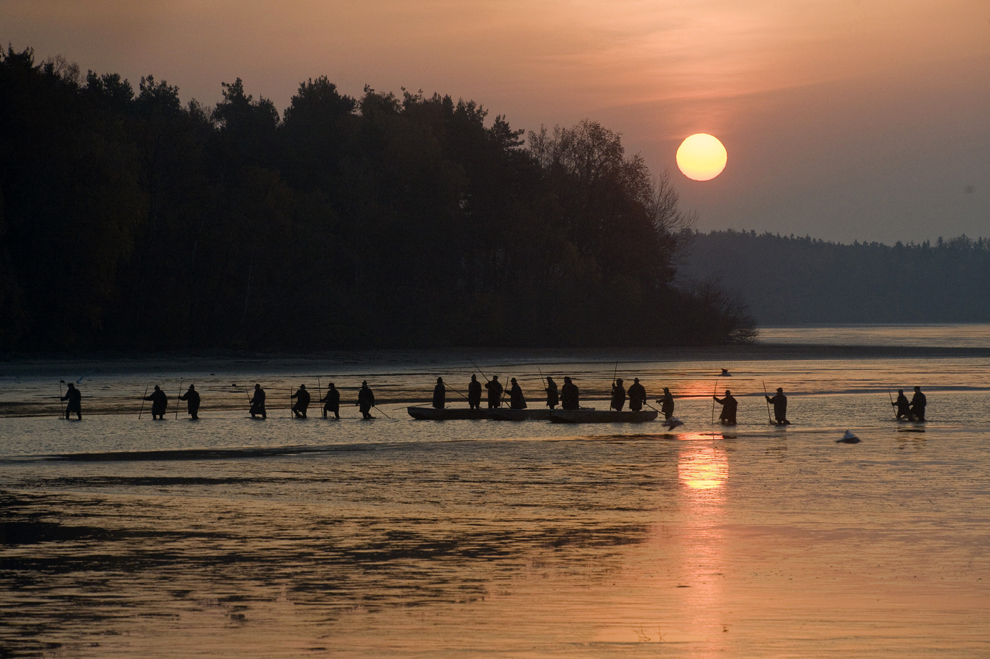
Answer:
top-left (255, 381), bottom-right (376, 420)
top-left (891, 386), bottom-right (927, 422)
top-left (430, 374), bottom-right (678, 420)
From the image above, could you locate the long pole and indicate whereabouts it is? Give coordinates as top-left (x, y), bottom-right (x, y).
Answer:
top-left (537, 366), bottom-right (549, 408)
top-left (139, 384), bottom-right (149, 419)
top-left (711, 376), bottom-right (720, 424)
top-left (374, 405), bottom-right (392, 420)
top-left (470, 359), bottom-right (490, 383)
top-left (175, 379), bottom-right (182, 420)
top-left (762, 381), bottom-right (773, 424)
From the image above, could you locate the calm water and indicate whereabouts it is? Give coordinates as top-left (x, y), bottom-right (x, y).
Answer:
top-left (2, 330), bottom-right (989, 657)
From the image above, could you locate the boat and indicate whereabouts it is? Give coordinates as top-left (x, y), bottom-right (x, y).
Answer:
top-left (406, 406), bottom-right (487, 420)
top-left (549, 409), bottom-right (658, 424)
top-left (488, 408), bottom-right (553, 421)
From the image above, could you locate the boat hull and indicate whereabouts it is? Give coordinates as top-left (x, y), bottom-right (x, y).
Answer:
top-left (406, 406), bottom-right (487, 420)
top-left (488, 408), bottom-right (553, 421)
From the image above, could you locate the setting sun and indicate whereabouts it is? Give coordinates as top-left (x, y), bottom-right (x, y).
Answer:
top-left (676, 133), bottom-right (727, 181)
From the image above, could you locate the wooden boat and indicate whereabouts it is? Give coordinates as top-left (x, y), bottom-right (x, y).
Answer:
top-left (549, 409), bottom-right (658, 424)
top-left (488, 408), bottom-right (553, 421)
top-left (406, 406), bottom-right (487, 420)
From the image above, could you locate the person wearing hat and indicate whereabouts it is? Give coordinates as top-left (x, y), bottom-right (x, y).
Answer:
top-left (432, 377), bottom-right (446, 410)
top-left (357, 380), bottom-right (375, 419)
top-left (627, 378), bottom-right (646, 412)
top-left (291, 384), bottom-right (311, 418)
top-left (144, 385), bottom-right (169, 420)
top-left (321, 383), bottom-right (341, 419)
top-left (485, 375), bottom-right (503, 409)
top-left (657, 387), bottom-right (675, 421)
top-left (507, 377), bottom-right (527, 410)
top-left (561, 377), bottom-right (580, 410)
top-left (179, 384), bottom-right (201, 420)
top-left (713, 389), bottom-right (738, 425)
top-left (610, 378), bottom-right (626, 412)
top-left (467, 375), bottom-right (482, 410)
top-left (765, 387), bottom-right (789, 425)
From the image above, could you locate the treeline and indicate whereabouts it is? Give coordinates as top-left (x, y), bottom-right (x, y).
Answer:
top-left (0, 47), bottom-right (752, 352)
top-left (679, 230), bottom-right (990, 324)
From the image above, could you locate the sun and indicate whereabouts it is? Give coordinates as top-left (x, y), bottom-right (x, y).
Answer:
top-left (676, 133), bottom-right (727, 181)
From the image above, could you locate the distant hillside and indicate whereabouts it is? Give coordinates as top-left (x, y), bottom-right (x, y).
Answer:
top-left (678, 230), bottom-right (990, 325)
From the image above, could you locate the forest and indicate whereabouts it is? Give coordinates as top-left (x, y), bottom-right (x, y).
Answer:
top-left (679, 230), bottom-right (990, 325)
top-left (0, 46), bottom-right (753, 352)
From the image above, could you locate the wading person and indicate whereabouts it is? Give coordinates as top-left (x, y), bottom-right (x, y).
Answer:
top-left (321, 383), bottom-right (340, 419)
top-left (250, 384), bottom-right (267, 419)
top-left (561, 376), bottom-right (579, 410)
top-left (178, 384), bottom-right (201, 420)
top-left (144, 385), bottom-right (168, 420)
top-left (357, 380), bottom-right (375, 419)
top-left (657, 387), bottom-right (675, 421)
top-left (766, 387), bottom-right (789, 425)
top-left (714, 389), bottom-right (738, 425)
top-left (910, 386), bottom-right (927, 422)
top-left (433, 377), bottom-right (446, 410)
top-left (507, 377), bottom-right (527, 410)
top-left (892, 389), bottom-right (911, 420)
top-left (485, 375), bottom-right (503, 409)
top-left (467, 375), bottom-right (482, 410)
top-left (291, 384), bottom-right (311, 418)
top-left (628, 378), bottom-right (646, 412)
top-left (611, 378), bottom-right (626, 412)
top-left (545, 376), bottom-right (559, 409)
top-left (61, 382), bottom-right (82, 420)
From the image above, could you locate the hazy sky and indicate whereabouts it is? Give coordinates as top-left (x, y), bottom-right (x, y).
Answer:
top-left (4, 0), bottom-right (988, 242)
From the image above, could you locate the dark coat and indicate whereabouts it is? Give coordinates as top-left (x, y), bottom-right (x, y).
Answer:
top-left (508, 383), bottom-right (527, 410)
top-left (145, 389), bottom-right (168, 415)
top-left (358, 385), bottom-right (375, 411)
top-left (766, 393), bottom-right (787, 420)
top-left (250, 388), bottom-right (267, 415)
top-left (433, 383), bottom-right (446, 409)
top-left (561, 382), bottom-right (579, 410)
top-left (485, 380), bottom-right (503, 408)
top-left (292, 388), bottom-right (311, 409)
top-left (628, 383), bottom-right (646, 412)
top-left (545, 381), bottom-right (559, 408)
top-left (179, 389), bottom-right (201, 413)
top-left (62, 387), bottom-right (82, 410)
top-left (659, 392), bottom-right (674, 416)
top-left (611, 383), bottom-right (626, 411)
top-left (468, 380), bottom-right (482, 407)
top-left (714, 394), bottom-right (737, 424)
top-left (322, 388), bottom-right (340, 410)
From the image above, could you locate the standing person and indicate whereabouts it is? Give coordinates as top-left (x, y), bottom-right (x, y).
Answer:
top-left (485, 375), bottom-right (503, 409)
top-left (611, 378), bottom-right (626, 412)
top-left (250, 384), bottom-right (267, 420)
top-left (357, 380), bottom-right (375, 419)
top-left (627, 378), bottom-right (646, 412)
top-left (144, 385), bottom-right (168, 420)
top-left (713, 389), bottom-right (738, 425)
top-left (561, 377), bottom-right (580, 410)
top-left (321, 383), bottom-right (341, 419)
top-left (891, 389), bottom-right (911, 420)
top-left (765, 387), bottom-right (789, 425)
top-left (61, 382), bottom-right (82, 420)
top-left (433, 377), bottom-right (446, 410)
top-left (291, 384), bottom-right (311, 418)
top-left (910, 386), bottom-right (927, 421)
top-left (657, 387), bottom-right (675, 421)
top-left (507, 378), bottom-right (527, 409)
top-left (178, 384), bottom-right (201, 420)
top-left (545, 376), bottom-right (559, 409)
top-left (467, 375), bottom-right (482, 410)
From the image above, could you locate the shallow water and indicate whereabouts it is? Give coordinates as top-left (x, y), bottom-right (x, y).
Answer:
top-left (2, 339), bottom-right (989, 657)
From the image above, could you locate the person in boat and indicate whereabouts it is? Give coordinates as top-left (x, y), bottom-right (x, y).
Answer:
top-left (628, 378), bottom-right (646, 412)
top-left (545, 376), bottom-right (559, 409)
top-left (485, 375), bottom-right (503, 409)
top-left (468, 375), bottom-right (482, 410)
top-left (891, 389), bottom-right (911, 420)
top-left (657, 387), bottom-right (674, 421)
top-left (250, 384), bottom-right (267, 419)
top-left (714, 389), bottom-right (737, 425)
top-left (561, 376), bottom-right (580, 410)
top-left (321, 383), bottom-right (341, 419)
top-left (178, 384), bottom-right (201, 420)
top-left (357, 380), bottom-right (375, 419)
top-left (291, 384), bottom-right (311, 418)
top-left (61, 382), bottom-right (82, 420)
top-left (765, 387), bottom-right (789, 425)
top-left (433, 377), bottom-right (446, 410)
top-left (910, 386), bottom-right (927, 422)
top-left (611, 378), bottom-right (626, 412)
top-left (144, 385), bottom-right (168, 420)
top-left (507, 378), bottom-right (527, 409)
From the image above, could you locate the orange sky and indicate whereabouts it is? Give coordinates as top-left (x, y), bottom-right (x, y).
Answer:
top-left (4, 0), bottom-right (988, 242)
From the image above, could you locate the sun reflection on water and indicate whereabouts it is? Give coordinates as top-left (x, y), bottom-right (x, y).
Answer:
top-left (678, 435), bottom-right (729, 491)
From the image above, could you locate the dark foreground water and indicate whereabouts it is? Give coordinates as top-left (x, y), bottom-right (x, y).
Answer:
top-left (2, 331), bottom-right (989, 657)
